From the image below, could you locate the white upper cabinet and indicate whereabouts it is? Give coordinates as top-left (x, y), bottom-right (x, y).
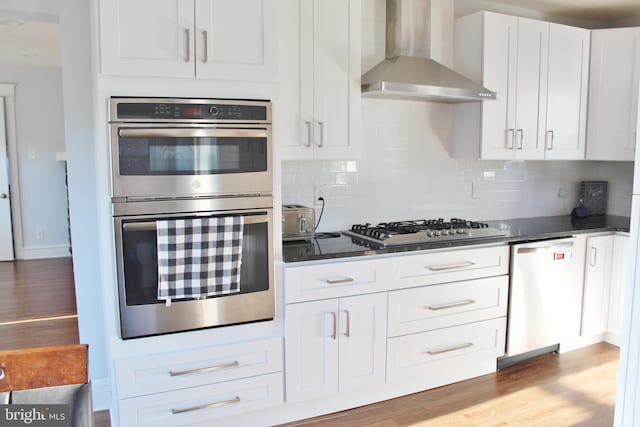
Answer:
top-left (586, 28), bottom-right (640, 161)
top-left (453, 12), bottom-right (588, 161)
top-left (279, 0), bottom-right (361, 160)
top-left (99, 0), bottom-right (277, 81)
top-left (544, 23), bottom-right (590, 160)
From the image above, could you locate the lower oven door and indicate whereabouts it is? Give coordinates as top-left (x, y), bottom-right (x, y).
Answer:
top-left (114, 207), bottom-right (274, 339)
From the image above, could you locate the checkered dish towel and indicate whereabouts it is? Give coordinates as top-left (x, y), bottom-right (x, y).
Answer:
top-left (156, 216), bottom-right (244, 306)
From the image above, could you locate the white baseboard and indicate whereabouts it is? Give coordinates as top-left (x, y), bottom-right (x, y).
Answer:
top-left (91, 377), bottom-right (112, 411)
top-left (559, 333), bottom-right (606, 353)
top-left (19, 244), bottom-right (71, 260)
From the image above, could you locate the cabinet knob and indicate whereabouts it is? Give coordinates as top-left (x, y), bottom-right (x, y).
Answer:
top-left (0, 193), bottom-right (7, 199)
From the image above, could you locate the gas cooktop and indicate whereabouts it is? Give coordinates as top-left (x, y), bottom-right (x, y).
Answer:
top-left (342, 218), bottom-right (506, 246)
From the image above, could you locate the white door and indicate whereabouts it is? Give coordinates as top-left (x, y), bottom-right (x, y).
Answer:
top-left (99, 0), bottom-right (195, 77)
top-left (480, 12), bottom-right (518, 160)
top-left (284, 299), bottom-right (339, 403)
top-left (544, 23), bottom-right (589, 160)
top-left (587, 28), bottom-right (640, 161)
top-left (338, 292), bottom-right (387, 392)
top-left (312, 0), bottom-right (360, 160)
top-left (513, 18), bottom-right (548, 160)
top-left (582, 235), bottom-right (614, 336)
top-left (0, 99), bottom-right (14, 260)
top-left (195, 0), bottom-right (277, 81)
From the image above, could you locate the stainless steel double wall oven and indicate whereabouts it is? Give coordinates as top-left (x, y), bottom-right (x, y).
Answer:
top-left (109, 97), bottom-right (275, 339)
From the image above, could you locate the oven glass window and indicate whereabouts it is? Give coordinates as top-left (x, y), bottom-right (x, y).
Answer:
top-left (121, 217), bottom-right (270, 305)
top-left (119, 136), bottom-right (267, 175)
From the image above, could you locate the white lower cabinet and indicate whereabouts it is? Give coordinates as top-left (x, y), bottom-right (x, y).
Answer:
top-left (115, 337), bottom-right (283, 426)
top-left (387, 276), bottom-right (508, 337)
top-left (119, 372), bottom-right (283, 427)
top-left (387, 318), bottom-right (507, 383)
top-left (608, 234), bottom-right (630, 344)
top-left (582, 235), bottom-right (614, 336)
top-left (284, 292), bottom-right (387, 403)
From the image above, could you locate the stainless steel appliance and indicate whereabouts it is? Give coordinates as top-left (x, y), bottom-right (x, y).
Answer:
top-left (109, 97), bottom-right (275, 339)
top-left (282, 205), bottom-right (315, 241)
top-left (109, 97), bottom-right (272, 200)
top-left (506, 237), bottom-right (583, 357)
top-left (361, 0), bottom-right (496, 102)
top-left (343, 218), bottom-right (505, 246)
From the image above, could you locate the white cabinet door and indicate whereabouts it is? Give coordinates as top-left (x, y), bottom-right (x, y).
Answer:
top-left (608, 234), bottom-right (630, 344)
top-left (100, 0), bottom-right (195, 77)
top-left (195, 0), bottom-right (277, 81)
top-left (587, 28), bottom-right (640, 161)
top-left (480, 12), bottom-right (518, 160)
top-left (582, 235), bottom-right (614, 336)
top-left (279, 0), bottom-right (361, 160)
top-left (513, 18), bottom-right (548, 160)
top-left (338, 293), bottom-right (387, 392)
top-left (285, 299), bottom-right (339, 403)
top-left (544, 23), bottom-right (589, 160)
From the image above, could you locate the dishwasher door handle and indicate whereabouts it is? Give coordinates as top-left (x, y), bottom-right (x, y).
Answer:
top-left (516, 241), bottom-right (574, 254)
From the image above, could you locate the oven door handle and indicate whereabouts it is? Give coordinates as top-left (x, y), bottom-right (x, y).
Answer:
top-left (123, 214), bottom-right (269, 232)
top-left (118, 128), bottom-right (269, 139)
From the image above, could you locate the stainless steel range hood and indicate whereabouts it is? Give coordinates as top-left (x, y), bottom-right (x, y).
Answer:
top-left (362, 0), bottom-right (496, 103)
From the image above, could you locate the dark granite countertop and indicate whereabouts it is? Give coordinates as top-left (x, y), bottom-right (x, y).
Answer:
top-left (282, 215), bottom-right (631, 263)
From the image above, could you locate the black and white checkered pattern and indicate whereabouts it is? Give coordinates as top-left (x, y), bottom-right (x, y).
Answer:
top-left (156, 216), bottom-right (244, 305)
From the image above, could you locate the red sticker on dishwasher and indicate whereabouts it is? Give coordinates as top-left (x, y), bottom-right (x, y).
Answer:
top-left (554, 252), bottom-right (565, 260)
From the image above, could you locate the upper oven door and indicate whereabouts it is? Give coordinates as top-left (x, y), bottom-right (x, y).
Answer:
top-left (110, 123), bottom-right (272, 199)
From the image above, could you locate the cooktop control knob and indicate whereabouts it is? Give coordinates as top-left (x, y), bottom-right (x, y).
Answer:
top-left (209, 106), bottom-right (220, 116)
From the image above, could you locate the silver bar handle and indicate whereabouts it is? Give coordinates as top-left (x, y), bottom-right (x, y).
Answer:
top-left (546, 130), bottom-right (554, 151)
top-left (185, 29), bottom-right (191, 62)
top-left (119, 128), bottom-right (269, 139)
top-left (506, 128), bottom-right (515, 149)
top-left (202, 30), bottom-right (208, 63)
top-left (330, 312), bottom-right (337, 340)
top-left (425, 342), bottom-right (474, 356)
top-left (171, 396), bottom-right (240, 415)
top-left (426, 299), bottom-right (476, 311)
top-left (169, 360), bottom-right (239, 377)
top-left (305, 120), bottom-right (312, 147)
top-left (516, 129), bottom-right (524, 150)
top-left (123, 214), bottom-right (267, 232)
top-left (590, 246), bottom-right (597, 267)
top-left (325, 277), bottom-right (354, 285)
top-left (317, 121), bottom-right (325, 147)
top-left (517, 242), bottom-right (574, 254)
top-left (342, 310), bottom-right (351, 338)
top-left (426, 261), bottom-right (476, 272)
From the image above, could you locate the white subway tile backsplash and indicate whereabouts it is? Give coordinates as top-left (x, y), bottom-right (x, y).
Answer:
top-left (282, 99), bottom-right (634, 232)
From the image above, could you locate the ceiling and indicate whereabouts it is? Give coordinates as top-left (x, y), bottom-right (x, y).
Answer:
top-left (488, 0), bottom-right (640, 22)
top-left (0, 19), bottom-right (60, 68)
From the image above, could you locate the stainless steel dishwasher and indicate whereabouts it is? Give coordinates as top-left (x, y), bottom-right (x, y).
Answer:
top-left (506, 237), bottom-right (584, 358)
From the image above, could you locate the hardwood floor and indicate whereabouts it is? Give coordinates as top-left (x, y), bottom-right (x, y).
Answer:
top-left (279, 343), bottom-right (619, 427)
top-left (0, 257), bottom-right (79, 351)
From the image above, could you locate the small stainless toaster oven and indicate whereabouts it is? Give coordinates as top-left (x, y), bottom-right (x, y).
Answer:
top-left (282, 205), bottom-right (315, 241)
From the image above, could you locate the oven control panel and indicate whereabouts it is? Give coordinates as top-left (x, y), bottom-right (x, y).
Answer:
top-left (109, 97), bottom-right (271, 123)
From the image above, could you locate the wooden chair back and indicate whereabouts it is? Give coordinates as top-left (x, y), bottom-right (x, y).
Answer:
top-left (0, 344), bottom-right (88, 392)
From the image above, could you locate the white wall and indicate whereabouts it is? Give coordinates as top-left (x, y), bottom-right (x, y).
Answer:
top-left (0, 64), bottom-right (70, 258)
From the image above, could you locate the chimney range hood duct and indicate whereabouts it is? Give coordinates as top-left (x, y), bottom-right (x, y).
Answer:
top-left (362, 0), bottom-right (496, 102)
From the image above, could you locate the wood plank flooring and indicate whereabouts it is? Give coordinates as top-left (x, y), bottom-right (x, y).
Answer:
top-left (279, 342), bottom-right (619, 427)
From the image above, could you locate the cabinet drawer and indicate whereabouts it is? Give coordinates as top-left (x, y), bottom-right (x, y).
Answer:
top-left (119, 372), bottom-right (283, 427)
top-left (284, 259), bottom-right (387, 303)
top-left (388, 245), bottom-right (509, 290)
top-left (115, 338), bottom-right (282, 399)
top-left (387, 318), bottom-right (506, 383)
top-left (388, 276), bottom-right (508, 337)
